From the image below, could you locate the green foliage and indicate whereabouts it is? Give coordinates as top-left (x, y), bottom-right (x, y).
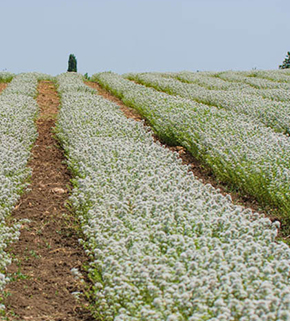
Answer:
top-left (67, 54), bottom-right (77, 72)
top-left (84, 72), bottom-right (90, 80)
top-left (0, 72), bottom-right (14, 83)
top-left (279, 51), bottom-right (290, 69)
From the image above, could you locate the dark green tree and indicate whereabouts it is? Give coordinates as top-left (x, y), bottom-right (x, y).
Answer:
top-left (67, 54), bottom-right (77, 72)
top-left (279, 52), bottom-right (290, 69)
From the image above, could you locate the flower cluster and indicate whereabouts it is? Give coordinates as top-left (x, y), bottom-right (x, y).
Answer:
top-left (56, 72), bottom-right (290, 320)
top-left (245, 69), bottom-right (290, 83)
top-left (124, 72), bottom-right (290, 133)
top-left (57, 72), bottom-right (95, 94)
top-left (215, 71), bottom-right (290, 103)
top-left (216, 70), bottom-right (290, 90)
top-left (148, 71), bottom-right (251, 91)
top-left (3, 73), bottom-right (40, 97)
top-left (0, 72), bottom-right (14, 83)
top-left (93, 72), bottom-right (290, 215)
top-left (171, 70), bottom-right (290, 103)
top-left (0, 73), bottom-right (39, 308)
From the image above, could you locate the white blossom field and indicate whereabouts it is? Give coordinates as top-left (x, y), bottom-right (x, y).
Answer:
top-left (0, 72), bottom-right (14, 83)
top-left (55, 72), bottom-right (290, 320)
top-left (123, 72), bottom-right (290, 133)
top-left (171, 70), bottom-right (290, 103)
top-left (92, 72), bottom-right (290, 216)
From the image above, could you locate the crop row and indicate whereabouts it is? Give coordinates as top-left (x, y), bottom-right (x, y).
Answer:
top-left (166, 70), bottom-right (290, 88)
top-left (124, 72), bottom-right (290, 133)
top-left (168, 71), bottom-right (290, 103)
top-left (216, 71), bottom-right (290, 90)
top-left (55, 72), bottom-right (290, 320)
top-left (144, 71), bottom-right (252, 91)
top-left (0, 73), bottom-right (39, 310)
top-left (92, 72), bottom-right (290, 216)
top-left (57, 72), bottom-right (95, 94)
top-left (0, 72), bottom-right (14, 83)
top-left (215, 71), bottom-right (290, 103)
top-left (241, 69), bottom-right (290, 83)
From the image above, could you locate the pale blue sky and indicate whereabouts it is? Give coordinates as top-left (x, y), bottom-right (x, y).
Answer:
top-left (1, 0), bottom-right (289, 75)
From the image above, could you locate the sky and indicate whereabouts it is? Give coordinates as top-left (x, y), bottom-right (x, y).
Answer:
top-left (1, 0), bottom-right (290, 76)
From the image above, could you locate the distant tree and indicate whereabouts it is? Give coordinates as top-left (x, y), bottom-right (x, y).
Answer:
top-left (279, 52), bottom-right (290, 69)
top-left (67, 54), bottom-right (77, 72)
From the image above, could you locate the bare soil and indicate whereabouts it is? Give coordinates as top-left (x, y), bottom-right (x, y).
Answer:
top-left (86, 81), bottom-right (287, 240)
top-left (0, 83), bottom-right (7, 92)
top-left (3, 81), bottom-right (95, 321)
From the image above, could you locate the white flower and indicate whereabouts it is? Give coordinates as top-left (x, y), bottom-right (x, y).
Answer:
top-left (0, 73), bottom-right (40, 308)
top-left (55, 72), bottom-right (290, 320)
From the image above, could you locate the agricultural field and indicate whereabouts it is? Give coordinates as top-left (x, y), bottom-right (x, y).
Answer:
top-left (0, 70), bottom-right (290, 320)
top-left (94, 71), bottom-right (290, 216)
top-left (0, 73), bottom-right (38, 304)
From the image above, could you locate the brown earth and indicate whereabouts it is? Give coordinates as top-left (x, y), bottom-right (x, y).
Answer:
top-left (0, 83), bottom-right (7, 92)
top-left (3, 81), bottom-right (95, 321)
top-left (85, 81), bottom-right (286, 240)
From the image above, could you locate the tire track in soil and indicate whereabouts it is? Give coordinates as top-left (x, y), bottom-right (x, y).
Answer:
top-left (85, 81), bottom-right (285, 238)
top-left (3, 81), bottom-right (95, 321)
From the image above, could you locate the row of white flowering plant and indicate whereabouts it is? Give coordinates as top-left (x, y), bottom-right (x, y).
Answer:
top-left (92, 72), bottom-right (290, 216)
top-left (0, 72), bottom-right (14, 83)
top-left (169, 70), bottom-right (290, 103)
top-left (55, 72), bottom-right (290, 320)
top-left (0, 73), bottom-right (40, 312)
top-left (124, 72), bottom-right (290, 134)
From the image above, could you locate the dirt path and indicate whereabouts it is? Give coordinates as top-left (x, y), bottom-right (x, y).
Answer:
top-left (85, 81), bottom-right (285, 237)
top-left (4, 81), bottom-right (95, 321)
top-left (0, 83), bottom-right (7, 92)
